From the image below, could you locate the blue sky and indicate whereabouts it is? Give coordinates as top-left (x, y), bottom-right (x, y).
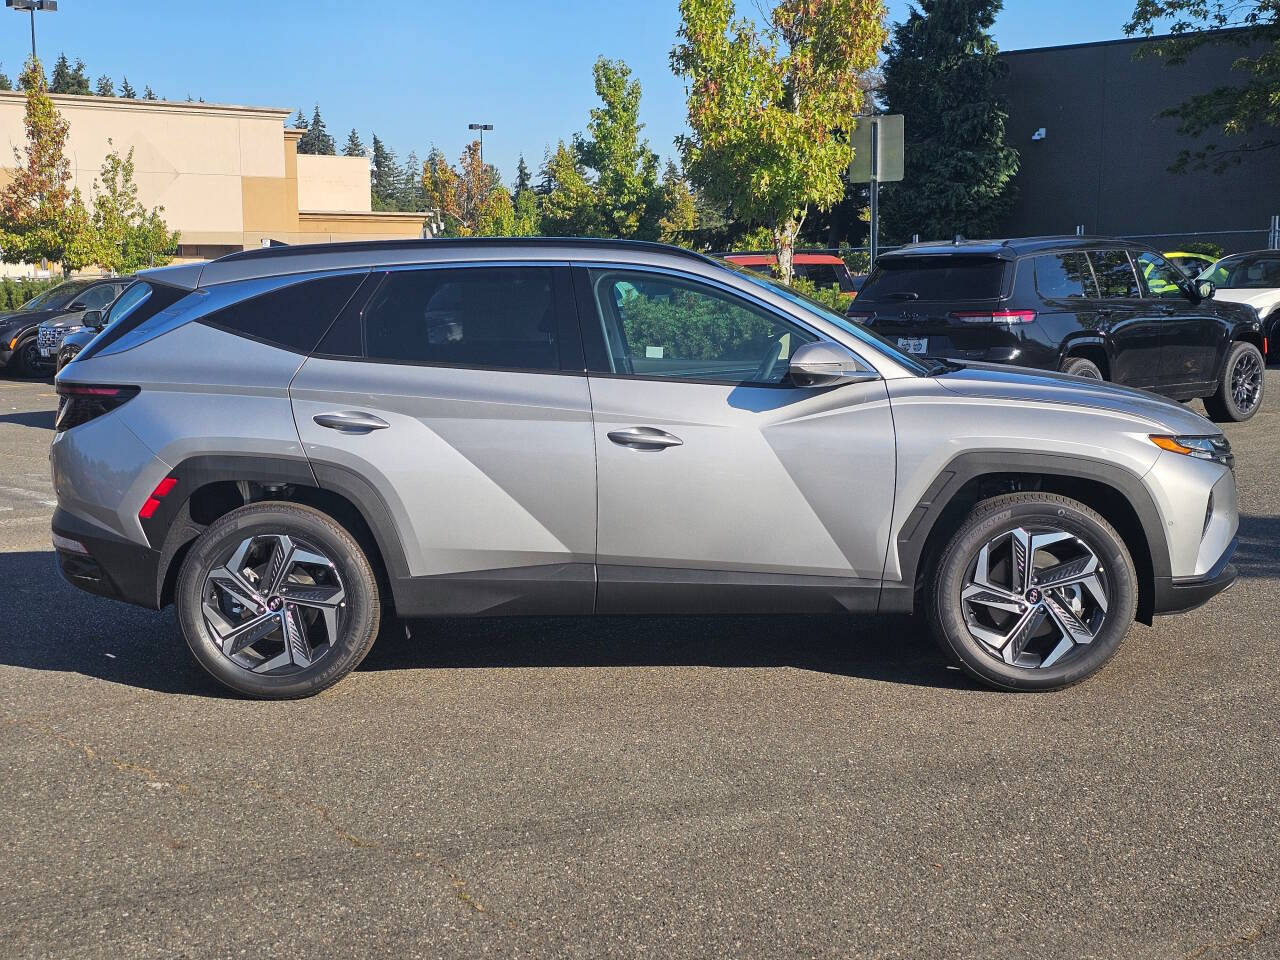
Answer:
top-left (4, 0), bottom-right (1139, 184)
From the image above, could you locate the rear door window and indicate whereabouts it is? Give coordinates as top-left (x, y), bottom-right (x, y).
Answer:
top-left (1032, 253), bottom-right (1096, 299)
top-left (361, 266), bottom-right (561, 371)
top-left (1088, 251), bottom-right (1140, 299)
top-left (858, 258), bottom-right (1007, 301)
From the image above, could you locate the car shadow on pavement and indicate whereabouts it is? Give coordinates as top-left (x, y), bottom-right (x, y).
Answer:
top-left (0, 409), bottom-right (55, 429)
top-left (1235, 514), bottom-right (1280, 579)
top-left (0, 550), bottom-right (973, 697)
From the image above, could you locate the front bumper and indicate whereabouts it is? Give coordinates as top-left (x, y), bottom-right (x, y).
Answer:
top-left (1152, 535), bottom-right (1238, 616)
top-left (52, 508), bottom-right (163, 609)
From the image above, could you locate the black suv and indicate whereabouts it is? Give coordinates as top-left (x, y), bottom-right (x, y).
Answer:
top-left (0, 276), bottom-right (127, 377)
top-left (849, 237), bottom-right (1266, 422)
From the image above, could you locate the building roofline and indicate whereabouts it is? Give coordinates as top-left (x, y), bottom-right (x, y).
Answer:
top-left (1000, 25), bottom-right (1254, 58)
top-left (0, 90), bottom-right (292, 121)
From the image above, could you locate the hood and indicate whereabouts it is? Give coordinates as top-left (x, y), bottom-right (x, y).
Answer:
top-left (1212, 288), bottom-right (1280, 315)
top-left (38, 310), bottom-right (90, 331)
top-left (934, 362), bottom-right (1221, 436)
top-left (0, 307), bottom-right (64, 330)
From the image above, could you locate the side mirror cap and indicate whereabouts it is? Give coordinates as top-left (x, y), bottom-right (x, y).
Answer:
top-left (788, 341), bottom-right (880, 388)
top-left (1195, 279), bottom-right (1216, 301)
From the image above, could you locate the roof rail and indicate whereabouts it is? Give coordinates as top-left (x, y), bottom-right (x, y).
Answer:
top-left (212, 236), bottom-right (721, 268)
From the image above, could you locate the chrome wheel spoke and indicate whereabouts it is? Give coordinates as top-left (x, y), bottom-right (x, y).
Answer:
top-left (1045, 595), bottom-right (1097, 646)
top-left (1010, 527), bottom-right (1032, 592)
top-left (263, 535), bottom-right (294, 595)
top-left (962, 581), bottom-right (1024, 615)
top-left (1003, 605), bottom-right (1047, 665)
top-left (1033, 553), bottom-right (1098, 590)
top-left (282, 606), bottom-right (311, 666)
top-left (221, 612), bottom-right (282, 656)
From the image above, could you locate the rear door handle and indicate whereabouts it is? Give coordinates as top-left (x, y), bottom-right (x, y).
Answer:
top-left (607, 427), bottom-right (683, 449)
top-left (313, 411), bottom-right (390, 433)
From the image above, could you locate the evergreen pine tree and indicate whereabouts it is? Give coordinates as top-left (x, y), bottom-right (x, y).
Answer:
top-left (399, 151), bottom-right (424, 210)
top-left (512, 154), bottom-right (531, 195)
top-left (342, 128), bottom-right (365, 157)
top-left (143, 85), bottom-right (158, 101)
top-left (298, 105), bottom-right (335, 155)
top-left (0, 67), bottom-right (11, 92)
top-left (879, 0), bottom-right (1019, 241)
top-left (96, 75), bottom-right (115, 97)
top-left (119, 76), bottom-right (136, 99)
top-left (292, 108), bottom-right (308, 131)
top-left (69, 59), bottom-right (91, 95)
top-left (49, 53), bottom-right (73, 93)
top-left (370, 134), bottom-right (400, 211)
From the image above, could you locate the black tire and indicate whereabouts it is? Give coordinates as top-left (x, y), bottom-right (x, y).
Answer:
top-left (176, 502), bottom-right (380, 699)
top-left (1061, 355), bottom-right (1104, 380)
top-left (1203, 340), bottom-right (1265, 422)
top-left (928, 493), bottom-right (1138, 692)
top-left (56, 346), bottom-right (79, 373)
top-left (9, 336), bottom-right (46, 378)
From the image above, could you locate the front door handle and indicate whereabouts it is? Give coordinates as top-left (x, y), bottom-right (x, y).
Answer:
top-left (313, 411), bottom-right (390, 433)
top-left (608, 426), bottom-right (683, 449)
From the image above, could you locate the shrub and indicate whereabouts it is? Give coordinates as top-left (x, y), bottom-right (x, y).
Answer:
top-left (0, 276), bottom-right (63, 312)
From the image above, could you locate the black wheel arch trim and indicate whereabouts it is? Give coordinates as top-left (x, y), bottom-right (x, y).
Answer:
top-left (885, 450), bottom-right (1172, 623)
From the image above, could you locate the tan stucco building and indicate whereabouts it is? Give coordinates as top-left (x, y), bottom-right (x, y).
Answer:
top-left (0, 91), bottom-right (428, 274)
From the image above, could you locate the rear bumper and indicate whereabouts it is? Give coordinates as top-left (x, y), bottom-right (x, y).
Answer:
top-left (1152, 536), bottom-right (1238, 616)
top-left (52, 508), bottom-right (162, 609)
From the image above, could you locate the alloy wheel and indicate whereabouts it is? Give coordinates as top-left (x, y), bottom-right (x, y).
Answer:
top-left (960, 525), bottom-right (1110, 670)
top-left (201, 533), bottom-right (346, 675)
top-left (1231, 350), bottom-right (1263, 414)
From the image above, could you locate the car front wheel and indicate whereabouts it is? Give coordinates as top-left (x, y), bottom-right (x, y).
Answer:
top-left (1203, 341), bottom-right (1264, 422)
top-left (929, 493), bottom-right (1138, 691)
top-left (176, 502), bottom-right (381, 699)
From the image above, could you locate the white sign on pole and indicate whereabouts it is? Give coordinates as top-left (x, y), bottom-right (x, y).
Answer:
top-left (847, 114), bottom-right (904, 184)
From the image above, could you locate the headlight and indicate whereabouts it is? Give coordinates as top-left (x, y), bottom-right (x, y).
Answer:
top-left (1150, 434), bottom-right (1233, 467)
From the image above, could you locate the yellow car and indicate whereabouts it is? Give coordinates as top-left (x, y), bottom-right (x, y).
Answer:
top-left (1164, 251), bottom-right (1218, 278)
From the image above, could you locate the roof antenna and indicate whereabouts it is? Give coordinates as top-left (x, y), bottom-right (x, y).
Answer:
top-left (953, 234), bottom-right (966, 244)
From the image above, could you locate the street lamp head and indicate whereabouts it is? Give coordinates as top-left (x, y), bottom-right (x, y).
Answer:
top-left (468, 123), bottom-right (493, 131)
top-left (7, 0), bottom-right (58, 9)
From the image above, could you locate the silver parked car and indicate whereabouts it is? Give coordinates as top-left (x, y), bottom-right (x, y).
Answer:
top-left (51, 239), bottom-right (1239, 698)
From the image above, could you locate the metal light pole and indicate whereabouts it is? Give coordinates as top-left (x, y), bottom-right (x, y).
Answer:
top-left (468, 122), bottom-right (493, 168)
top-left (6, 0), bottom-right (57, 62)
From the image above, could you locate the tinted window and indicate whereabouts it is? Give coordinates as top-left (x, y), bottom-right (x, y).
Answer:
top-left (1204, 254), bottom-right (1280, 289)
top-left (1134, 251), bottom-right (1186, 300)
top-left (200, 273), bottom-right (364, 353)
top-left (362, 267), bottom-right (559, 371)
top-left (20, 280), bottom-right (91, 312)
top-left (102, 281), bottom-right (151, 327)
top-left (76, 284), bottom-right (119, 310)
top-left (587, 269), bottom-right (816, 383)
top-left (1088, 251), bottom-right (1139, 299)
top-left (1033, 253), bottom-right (1095, 299)
top-left (75, 282), bottom-right (191, 362)
top-left (800, 263), bottom-right (853, 291)
top-left (859, 258), bottom-right (1006, 301)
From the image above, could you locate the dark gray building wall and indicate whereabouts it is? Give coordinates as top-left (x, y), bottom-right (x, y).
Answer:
top-left (995, 33), bottom-right (1280, 252)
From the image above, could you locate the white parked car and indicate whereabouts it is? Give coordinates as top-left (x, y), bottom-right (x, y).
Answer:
top-left (1199, 251), bottom-right (1280, 359)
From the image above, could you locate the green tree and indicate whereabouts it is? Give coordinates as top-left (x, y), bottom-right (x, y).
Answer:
top-left (0, 59), bottom-right (95, 275)
top-left (292, 108), bottom-right (308, 131)
top-left (671, 0), bottom-right (887, 282)
top-left (70, 59), bottom-right (91, 95)
top-left (143, 85), bottom-right (158, 101)
top-left (512, 185), bottom-right (541, 236)
top-left (49, 53), bottom-right (73, 93)
top-left (89, 140), bottom-right (179, 272)
top-left (119, 76), bottom-right (136, 99)
top-left (96, 74), bottom-right (115, 97)
top-left (475, 185), bottom-right (517, 236)
top-left (575, 57), bottom-right (663, 239)
top-left (0, 66), bottom-right (13, 91)
top-left (538, 141), bottom-right (603, 236)
top-left (298, 104), bottom-right (335, 155)
top-left (879, 0), bottom-right (1019, 242)
top-left (422, 146), bottom-right (460, 232)
top-left (370, 134), bottom-right (400, 211)
top-left (1126, 0), bottom-right (1280, 172)
top-left (512, 154), bottom-right (532, 195)
top-left (342, 128), bottom-right (365, 157)
top-left (658, 160), bottom-right (699, 245)
top-left (398, 150), bottom-right (425, 210)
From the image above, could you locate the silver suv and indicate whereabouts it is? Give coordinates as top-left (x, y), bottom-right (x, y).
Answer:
top-left (51, 240), bottom-right (1239, 698)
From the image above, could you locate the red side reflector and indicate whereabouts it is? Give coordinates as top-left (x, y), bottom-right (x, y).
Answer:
top-left (139, 477), bottom-right (178, 520)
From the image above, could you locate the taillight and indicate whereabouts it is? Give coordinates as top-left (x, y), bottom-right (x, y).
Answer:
top-left (55, 382), bottom-right (139, 431)
top-left (139, 476), bottom-right (178, 520)
top-left (950, 310), bottom-right (1037, 324)
top-left (846, 312), bottom-right (874, 323)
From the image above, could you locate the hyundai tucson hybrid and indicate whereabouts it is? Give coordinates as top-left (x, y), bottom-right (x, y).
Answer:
top-left (51, 239), bottom-right (1238, 698)
top-left (1, 276), bottom-right (126, 377)
top-left (850, 237), bottom-right (1265, 422)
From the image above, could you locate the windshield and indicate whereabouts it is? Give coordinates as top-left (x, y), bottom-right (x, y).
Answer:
top-left (17, 280), bottom-right (92, 313)
top-left (726, 263), bottom-right (932, 375)
top-left (1199, 254), bottom-right (1280, 290)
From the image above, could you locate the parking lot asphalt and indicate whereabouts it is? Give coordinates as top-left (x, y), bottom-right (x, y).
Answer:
top-left (0, 372), bottom-right (1277, 960)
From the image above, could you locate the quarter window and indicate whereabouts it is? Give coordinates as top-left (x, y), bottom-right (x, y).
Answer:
top-left (200, 273), bottom-right (364, 353)
top-left (361, 267), bottom-right (560, 371)
top-left (1032, 253), bottom-right (1096, 299)
top-left (586, 269), bottom-right (816, 384)
top-left (1135, 252), bottom-right (1187, 300)
top-left (1088, 251), bottom-right (1140, 299)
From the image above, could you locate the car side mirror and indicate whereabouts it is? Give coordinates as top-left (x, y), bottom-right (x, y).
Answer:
top-left (82, 309), bottom-right (104, 329)
top-left (788, 341), bottom-right (879, 388)
top-left (1194, 279), bottom-right (1216, 302)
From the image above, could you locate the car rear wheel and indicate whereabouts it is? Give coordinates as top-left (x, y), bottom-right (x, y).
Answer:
top-left (176, 502), bottom-right (380, 699)
top-left (1061, 356), bottom-right (1103, 380)
top-left (1203, 341), bottom-right (1264, 422)
top-left (928, 493), bottom-right (1138, 691)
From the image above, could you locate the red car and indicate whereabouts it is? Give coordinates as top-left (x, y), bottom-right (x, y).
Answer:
top-left (723, 252), bottom-right (861, 298)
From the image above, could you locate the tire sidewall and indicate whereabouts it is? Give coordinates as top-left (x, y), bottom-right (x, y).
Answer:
top-left (177, 504), bottom-right (379, 699)
top-left (1063, 357), bottom-right (1103, 380)
top-left (1220, 342), bottom-right (1264, 421)
top-left (931, 497), bottom-right (1137, 691)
